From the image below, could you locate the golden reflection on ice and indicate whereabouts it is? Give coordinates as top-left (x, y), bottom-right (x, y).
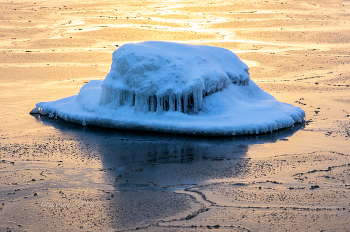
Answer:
top-left (1, 0), bottom-right (350, 231)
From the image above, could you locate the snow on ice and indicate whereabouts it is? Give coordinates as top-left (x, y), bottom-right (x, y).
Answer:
top-left (31, 41), bottom-right (305, 136)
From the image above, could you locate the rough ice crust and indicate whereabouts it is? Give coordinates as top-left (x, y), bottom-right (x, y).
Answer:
top-left (99, 41), bottom-right (250, 114)
top-left (30, 41), bottom-right (305, 136)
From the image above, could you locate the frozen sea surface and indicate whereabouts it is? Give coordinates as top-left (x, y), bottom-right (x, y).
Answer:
top-left (1, 1), bottom-right (349, 231)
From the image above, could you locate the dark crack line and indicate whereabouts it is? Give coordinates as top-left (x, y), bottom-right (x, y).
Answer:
top-left (293, 162), bottom-right (350, 177)
top-left (184, 187), bottom-right (217, 206)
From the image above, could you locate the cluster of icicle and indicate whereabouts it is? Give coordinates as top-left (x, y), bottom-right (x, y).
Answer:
top-left (99, 73), bottom-right (249, 115)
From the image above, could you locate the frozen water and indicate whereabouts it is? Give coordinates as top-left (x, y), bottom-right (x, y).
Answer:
top-left (100, 41), bottom-right (249, 114)
top-left (31, 41), bottom-right (305, 136)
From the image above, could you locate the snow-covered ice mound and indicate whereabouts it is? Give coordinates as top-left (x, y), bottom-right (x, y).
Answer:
top-left (31, 41), bottom-right (305, 136)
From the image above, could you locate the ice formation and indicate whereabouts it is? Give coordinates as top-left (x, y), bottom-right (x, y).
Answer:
top-left (99, 41), bottom-right (249, 114)
top-left (31, 41), bottom-right (305, 136)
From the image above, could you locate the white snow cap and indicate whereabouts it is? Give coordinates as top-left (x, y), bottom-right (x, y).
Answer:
top-left (103, 41), bottom-right (249, 95)
top-left (31, 41), bottom-right (305, 136)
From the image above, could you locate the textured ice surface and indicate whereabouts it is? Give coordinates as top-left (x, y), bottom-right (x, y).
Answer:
top-left (100, 41), bottom-right (249, 114)
top-left (31, 41), bottom-right (305, 136)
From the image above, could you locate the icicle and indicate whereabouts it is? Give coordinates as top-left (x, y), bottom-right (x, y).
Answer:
top-left (193, 89), bottom-right (199, 113)
top-left (176, 95), bottom-right (182, 113)
top-left (137, 94), bottom-right (142, 112)
top-left (163, 95), bottom-right (169, 111)
top-left (131, 92), bottom-right (135, 107)
top-left (99, 85), bottom-right (106, 105)
top-left (107, 87), bottom-right (112, 104)
top-left (139, 94), bottom-right (143, 112)
top-left (123, 90), bottom-right (127, 102)
top-left (183, 95), bottom-right (188, 114)
top-left (142, 94), bottom-right (148, 112)
top-left (118, 91), bottom-right (122, 106)
top-left (194, 90), bottom-right (198, 112)
top-left (100, 85), bottom-right (112, 105)
top-left (198, 89), bottom-right (203, 110)
top-left (150, 95), bottom-right (156, 112)
top-left (119, 90), bottom-right (124, 106)
top-left (123, 90), bottom-right (128, 105)
top-left (169, 94), bottom-right (175, 112)
top-left (138, 94), bottom-right (147, 112)
top-left (134, 94), bottom-right (146, 112)
top-left (147, 96), bottom-right (151, 112)
top-left (100, 86), bottom-right (205, 114)
top-left (174, 95), bottom-right (178, 111)
top-left (128, 91), bottom-right (133, 105)
top-left (110, 90), bottom-right (117, 109)
top-left (156, 95), bottom-right (163, 113)
top-left (113, 91), bottom-right (122, 109)
top-left (82, 118), bottom-right (87, 126)
top-left (134, 94), bottom-right (140, 112)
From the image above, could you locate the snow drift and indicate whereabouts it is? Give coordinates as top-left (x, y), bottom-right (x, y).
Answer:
top-left (31, 41), bottom-right (305, 136)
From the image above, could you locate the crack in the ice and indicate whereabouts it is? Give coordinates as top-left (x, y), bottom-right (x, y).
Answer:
top-left (184, 187), bottom-right (217, 206)
top-left (293, 162), bottom-right (350, 177)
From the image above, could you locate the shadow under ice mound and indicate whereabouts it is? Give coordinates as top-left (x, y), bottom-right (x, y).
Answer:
top-left (31, 41), bottom-right (305, 136)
